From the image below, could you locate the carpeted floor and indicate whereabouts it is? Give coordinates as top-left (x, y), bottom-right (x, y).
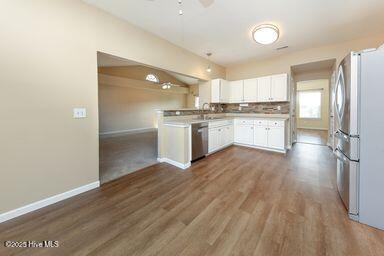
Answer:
top-left (99, 131), bottom-right (158, 184)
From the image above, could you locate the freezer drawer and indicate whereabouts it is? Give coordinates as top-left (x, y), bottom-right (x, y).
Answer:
top-left (335, 148), bottom-right (359, 216)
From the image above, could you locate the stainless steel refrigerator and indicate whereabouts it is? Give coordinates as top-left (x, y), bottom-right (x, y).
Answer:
top-left (334, 47), bottom-right (384, 230)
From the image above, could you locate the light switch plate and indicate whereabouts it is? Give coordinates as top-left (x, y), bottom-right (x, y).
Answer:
top-left (73, 108), bottom-right (87, 118)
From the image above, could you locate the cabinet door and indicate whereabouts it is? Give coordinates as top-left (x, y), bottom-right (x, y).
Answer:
top-left (268, 127), bottom-right (285, 150)
top-left (208, 128), bottom-right (219, 152)
top-left (229, 80), bottom-right (244, 103)
top-left (243, 78), bottom-right (258, 102)
top-left (220, 80), bottom-right (230, 103)
top-left (211, 79), bottom-right (221, 103)
top-left (224, 125), bottom-right (234, 145)
top-left (271, 74), bottom-right (288, 101)
top-left (254, 126), bottom-right (268, 147)
top-left (257, 76), bottom-right (271, 102)
top-left (234, 125), bottom-right (254, 145)
top-left (218, 128), bottom-right (226, 148)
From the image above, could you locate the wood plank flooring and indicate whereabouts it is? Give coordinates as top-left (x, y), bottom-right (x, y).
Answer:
top-left (1, 144), bottom-right (384, 256)
top-left (297, 128), bottom-right (329, 145)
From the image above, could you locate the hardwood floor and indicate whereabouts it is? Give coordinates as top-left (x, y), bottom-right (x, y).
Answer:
top-left (1, 144), bottom-right (384, 256)
top-left (297, 128), bottom-right (329, 145)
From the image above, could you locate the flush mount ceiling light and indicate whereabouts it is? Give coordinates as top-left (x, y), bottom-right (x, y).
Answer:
top-left (252, 24), bottom-right (279, 45)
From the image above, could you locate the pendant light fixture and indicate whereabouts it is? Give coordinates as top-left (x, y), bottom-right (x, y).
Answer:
top-left (206, 53), bottom-right (212, 73)
top-left (178, 0), bottom-right (183, 15)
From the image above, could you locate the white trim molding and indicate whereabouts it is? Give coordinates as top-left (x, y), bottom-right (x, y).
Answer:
top-left (0, 181), bottom-right (100, 224)
top-left (234, 143), bottom-right (286, 154)
top-left (99, 127), bottom-right (157, 137)
top-left (157, 158), bottom-right (191, 170)
top-left (297, 126), bottom-right (328, 130)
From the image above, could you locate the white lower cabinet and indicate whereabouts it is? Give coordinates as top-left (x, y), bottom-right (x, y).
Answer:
top-left (267, 127), bottom-right (285, 150)
top-left (208, 128), bottom-right (220, 152)
top-left (254, 126), bottom-right (268, 147)
top-left (208, 123), bottom-right (234, 153)
top-left (234, 124), bottom-right (254, 145)
top-left (235, 119), bottom-right (286, 152)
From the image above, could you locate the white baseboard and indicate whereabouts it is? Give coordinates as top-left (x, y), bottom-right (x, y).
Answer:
top-left (100, 127), bottom-right (157, 137)
top-left (297, 127), bottom-right (328, 131)
top-left (0, 181), bottom-right (100, 224)
top-left (234, 143), bottom-right (286, 154)
top-left (157, 158), bottom-right (191, 170)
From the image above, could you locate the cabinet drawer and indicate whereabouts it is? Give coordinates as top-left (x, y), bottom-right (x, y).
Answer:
top-left (234, 119), bottom-right (254, 125)
top-left (209, 120), bottom-right (233, 128)
top-left (268, 120), bottom-right (284, 127)
top-left (254, 119), bottom-right (268, 127)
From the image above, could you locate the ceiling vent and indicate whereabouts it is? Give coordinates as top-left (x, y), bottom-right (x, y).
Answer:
top-left (276, 46), bottom-right (288, 50)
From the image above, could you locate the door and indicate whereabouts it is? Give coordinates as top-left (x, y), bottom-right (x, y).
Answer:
top-left (271, 74), bottom-right (288, 101)
top-left (235, 125), bottom-right (254, 145)
top-left (335, 54), bottom-right (355, 135)
top-left (229, 80), bottom-right (244, 103)
top-left (220, 79), bottom-right (230, 103)
top-left (254, 126), bottom-right (268, 147)
top-left (218, 128), bottom-right (226, 148)
top-left (335, 148), bottom-right (359, 215)
top-left (224, 125), bottom-right (234, 145)
top-left (208, 128), bottom-right (219, 152)
top-left (257, 76), bottom-right (271, 102)
top-left (267, 127), bottom-right (285, 149)
top-left (192, 123), bottom-right (208, 160)
top-left (243, 78), bottom-right (258, 102)
top-left (211, 79), bottom-right (221, 103)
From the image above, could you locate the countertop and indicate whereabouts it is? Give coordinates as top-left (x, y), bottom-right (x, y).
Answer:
top-left (163, 114), bottom-right (289, 127)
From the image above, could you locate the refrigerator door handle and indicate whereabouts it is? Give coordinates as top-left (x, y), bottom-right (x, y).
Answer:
top-left (335, 148), bottom-right (350, 163)
top-left (335, 130), bottom-right (350, 142)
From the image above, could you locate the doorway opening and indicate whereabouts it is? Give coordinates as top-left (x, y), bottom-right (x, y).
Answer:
top-left (97, 52), bottom-right (200, 184)
top-left (291, 59), bottom-right (337, 147)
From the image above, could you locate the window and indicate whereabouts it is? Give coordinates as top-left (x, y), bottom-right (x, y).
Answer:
top-left (194, 96), bottom-right (200, 109)
top-left (299, 90), bottom-right (322, 119)
top-left (145, 74), bottom-right (159, 83)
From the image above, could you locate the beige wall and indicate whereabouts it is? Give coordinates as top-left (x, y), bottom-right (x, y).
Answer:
top-left (186, 84), bottom-right (199, 109)
top-left (296, 79), bottom-right (329, 130)
top-left (226, 34), bottom-right (384, 80)
top-left (0, 0), bottom-right (225, 214)
top-left (99, 83), bottom-right (187, 134)
top-left (99, 66), bottom-right (189, 87)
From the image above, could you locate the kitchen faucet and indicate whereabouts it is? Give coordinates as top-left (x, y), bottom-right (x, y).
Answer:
top-left (200, 103), bottom-right (210, 119)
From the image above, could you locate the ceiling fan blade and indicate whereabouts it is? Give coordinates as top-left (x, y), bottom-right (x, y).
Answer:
top-left (199, 0), bottom-right (214, 8)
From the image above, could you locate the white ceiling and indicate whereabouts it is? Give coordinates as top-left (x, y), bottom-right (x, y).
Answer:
top-left (97, 52), bottom-right (199, 85)
top-left (85, 0), bottom-right (384, 66)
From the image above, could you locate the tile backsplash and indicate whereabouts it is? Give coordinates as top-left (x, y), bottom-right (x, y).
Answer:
top-left (163, 102), bottom-right (290, 116)
top-left (222, 102), bottom-right (290, 114)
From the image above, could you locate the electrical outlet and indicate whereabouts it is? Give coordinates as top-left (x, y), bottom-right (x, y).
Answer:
top-left (176, 111), bottom-right (181, 115)
top-left (73, 108), bottom-right (87, 118)
top-left (277, 106), bottom-right (281, 110)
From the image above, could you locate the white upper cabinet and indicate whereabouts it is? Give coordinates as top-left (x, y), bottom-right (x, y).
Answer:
top-left (243, 78), bottom-right (258, 102)
top-left (228, 80), bottom-right (244, 103)
top-left (271, 74), bottom-right (288, 102)
top-left (211, 79), bottom-right (221, 103)
top-left (220, 79), bottom-right (230, 103)
top-left (257, 76), bottom-right (272, 102)
top-left (209, 73), bottom-right (288, 104)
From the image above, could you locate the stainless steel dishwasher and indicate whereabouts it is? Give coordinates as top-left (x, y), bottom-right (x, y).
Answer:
top-left (191, 122), bottom-right (208, 161)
